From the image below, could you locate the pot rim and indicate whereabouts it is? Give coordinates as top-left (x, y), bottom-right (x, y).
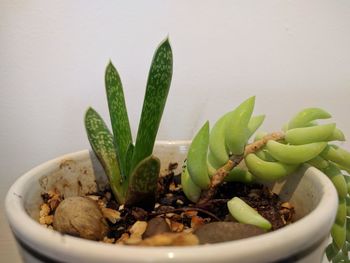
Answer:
top-left (5, 141), bottom-right (338, 263)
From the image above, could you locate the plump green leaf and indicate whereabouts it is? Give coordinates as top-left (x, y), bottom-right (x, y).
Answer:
top-left (84, 107), bottom-right (126, 204)
top-left (125, 155), bottom-right (160, 210)
top-left (325, 242), bottom-right (339, 261)
top-left (130, 38), bottom-right (173, 173)
top-left (187, 121), bottom-right (210, 189)
top-left (105, 62), bottom-right (132, 180)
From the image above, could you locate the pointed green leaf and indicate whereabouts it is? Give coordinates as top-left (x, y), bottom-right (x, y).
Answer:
top-left (227, 197), bottom-right (272, 230)
top-left (124, 142), bottom-right (134, 179)
top-left (332, 221), bottom-right (346, 249)
top-left (105, 61), bottom-right (132, 179)
top-left (181, 167), bottom-right (201, 203)
top-left (130, 38), bottom-right (173, 172)
top-left (322, 145), bottom-right (350, 170)
top-left (287, 107), bottom-right (331, 129)
top-left (84, 107), bottom-right (126, 204)
top-left (125, 155), bottom-right (160, 210)
top-left (187, 121), bottom-right (210, 189)
top-left (247, 114), bottom-right (265, 139)
top-left (225, 96), bottom-right (255, 155)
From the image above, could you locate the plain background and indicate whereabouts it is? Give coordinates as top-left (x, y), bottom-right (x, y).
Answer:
top-left (1, 1), bottom-right (350, 262)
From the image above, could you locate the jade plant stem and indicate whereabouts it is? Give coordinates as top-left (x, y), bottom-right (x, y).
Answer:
top-left (197, 131), bottom-right (285, 206)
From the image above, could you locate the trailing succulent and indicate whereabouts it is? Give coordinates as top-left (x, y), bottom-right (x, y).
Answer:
top-left (184, 97), bottom-right (350, 262)
top-left (85, 38), bottom-right (350, 261)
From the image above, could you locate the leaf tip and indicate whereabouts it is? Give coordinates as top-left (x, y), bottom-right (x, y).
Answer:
top-left (150, 155), bottom-right (161, 165)
top-left (249, 95), bottom-right (256, 103)
top-left (107, 59), bottom-right (113, 66)
top-left (106, 60), bottom-right (117, 74)
top-left (158, 36), bottom-right (172, 50)
top-left (204, 120), bottom-right (210, 130)
top-left (85, 107), bottom-right (95, 117)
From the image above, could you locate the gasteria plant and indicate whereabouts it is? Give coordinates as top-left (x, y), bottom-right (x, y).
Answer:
top-left (184, 97), bottom-right (350, 262)
top-left (85, 38), bottom-right (172, 209)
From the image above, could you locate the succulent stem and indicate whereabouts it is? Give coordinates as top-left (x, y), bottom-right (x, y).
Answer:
top-left (196, 131), bottom-right (285, 206)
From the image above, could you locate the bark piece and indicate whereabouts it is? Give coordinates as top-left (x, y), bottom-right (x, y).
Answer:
top-left (140, 232), bottom-right (199, 246)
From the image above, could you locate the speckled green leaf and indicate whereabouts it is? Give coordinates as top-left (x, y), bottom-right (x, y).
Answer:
top-left (105, 62), bottom-right (132, 180)
top-left (130, 38), bottom-right (173, 172)
top-left (125, 155), bottom-right (160, 209)
top-left (84, 107), bottom-right (126, 204)
top-left (124, 142), bottom-right (134, 180)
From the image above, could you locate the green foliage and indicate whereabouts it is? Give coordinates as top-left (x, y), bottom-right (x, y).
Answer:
top-left (85, 38), bottom-right (172, 207)
top-left (105, 62), bottom-right (132, 180)
top-left (225, 96), bottom-right (255, 155)
top-left (125, 156), bottom-right (160, 210)
top-left (186, 97), bottom-right (264, 190)
top-left (85, 107), bottom-right (126, 203)
top-left (184, 97), bottom-right (350, 260)
top-left (84, 38), bottom-right (349, 258)
top-left (130, 39), bottom-right (173, 173)
top-left (227, 197), bottom-right (272, 230)
top-left (187, 121), bottom-right (210, 189)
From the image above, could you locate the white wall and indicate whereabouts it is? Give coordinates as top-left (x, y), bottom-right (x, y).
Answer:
top-left (1, 1), bottom-right (350, 261)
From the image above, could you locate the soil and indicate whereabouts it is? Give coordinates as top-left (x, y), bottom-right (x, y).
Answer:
top-left (39, 162), bottom-right (294, 245)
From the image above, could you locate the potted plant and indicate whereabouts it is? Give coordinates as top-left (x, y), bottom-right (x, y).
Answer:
top-left (5, 38), bottom-right (349, 263)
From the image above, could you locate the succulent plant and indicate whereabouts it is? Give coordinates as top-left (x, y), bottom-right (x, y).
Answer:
top-left (84, 38), bottom-right (350, 261)
top-left (85, 38), bottom-right (172, 209)
top-left (184, 98), bottom-right (350, 262)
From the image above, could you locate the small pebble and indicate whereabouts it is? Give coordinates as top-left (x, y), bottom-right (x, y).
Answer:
top-left (194, 222), bottom-right (265, 244)
top-left (143, 217), bottom-right (171, 238)
top-left (53, 196), bottom-right (108, 241)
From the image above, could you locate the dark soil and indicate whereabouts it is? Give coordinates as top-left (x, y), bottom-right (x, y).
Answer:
top-left (104, 163), bottom-right (293, 241)
top-left (41, 162), bottom-right (294, 244)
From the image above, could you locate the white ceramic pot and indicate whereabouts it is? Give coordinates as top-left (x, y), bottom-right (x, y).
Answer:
top-left (5, 141), bottom-right (337, 263)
